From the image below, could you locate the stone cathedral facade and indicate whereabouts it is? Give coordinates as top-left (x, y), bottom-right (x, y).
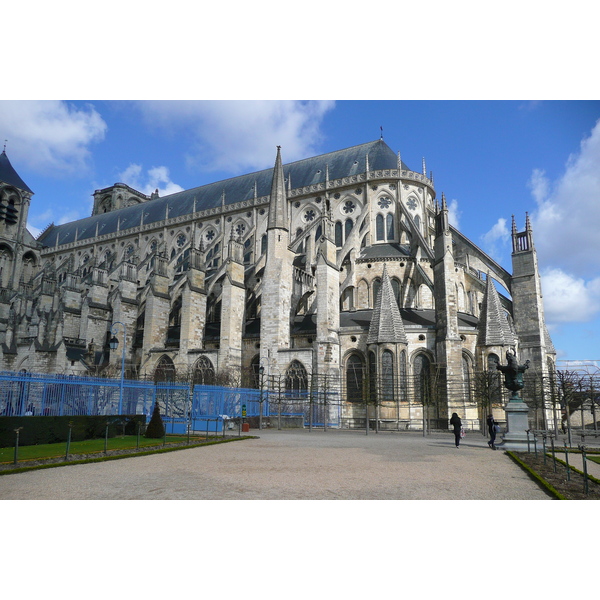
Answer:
top-left (0, 139), bottom-right (556, 428)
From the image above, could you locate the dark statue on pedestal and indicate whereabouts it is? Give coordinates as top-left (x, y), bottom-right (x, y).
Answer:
top-left (496, 350), bottom-right (530, 402)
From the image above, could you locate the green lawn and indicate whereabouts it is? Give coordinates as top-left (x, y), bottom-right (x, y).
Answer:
top-left (0, 435), bottom-right (207, 463)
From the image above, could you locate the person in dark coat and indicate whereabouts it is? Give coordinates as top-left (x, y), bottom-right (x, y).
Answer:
top-left (487, 414), bottom-right (497, 450)
top-left (450, 413), bottom-right (462, 448)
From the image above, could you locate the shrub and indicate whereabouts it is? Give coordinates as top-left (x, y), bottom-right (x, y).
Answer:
top-left (0, 415), bottom-right (146, 447)
top-left (145, 403), bottom-right (165, 439)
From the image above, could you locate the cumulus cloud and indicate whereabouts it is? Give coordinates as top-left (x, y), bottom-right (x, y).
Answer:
top-left (447, 198), bottom-right (461, 230)
top-left (530, 119), bottom-right (600, 277)
top-left (0, 100), bottom-right (106, 174)
top-left (481, 217), bottom-right (511, 262)
top-left (136, 100), bottom-right (336, 173)
top-left (119, 163), bottom-right (184, 197)
top-left (541, 268), bottom-right (600, 323)
top-left (527, 120), bottom-right (600, 326)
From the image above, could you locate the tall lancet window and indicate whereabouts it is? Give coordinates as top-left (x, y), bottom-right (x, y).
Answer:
top-left (335, 222), bottom-right (343, 247)
top-left (346, 354), bottom-right (364, 403)
top-left (376, 214), bottom-right (385, 241)
top-left (414, 354), bottom-right (431, 406)
top-left (381, 350), bottom-right (394, 403)
top-left (386, 213), bottom-right (394, 240)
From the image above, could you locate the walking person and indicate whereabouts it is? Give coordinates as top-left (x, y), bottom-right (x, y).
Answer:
top-left (487, 414), bottom-right (497, 450)
top-left (450, 412), bottom-right (462, 448)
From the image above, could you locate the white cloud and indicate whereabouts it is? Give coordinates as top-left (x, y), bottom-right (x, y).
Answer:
top-left (481, 217), bottom-right (510, 262)
top-left (530, 119), bottom-right (600, 277)
top-left (447, 198), bottom-right (461, 230)
top-left (0, 100), bottom-right (106, 174)
top-left (118, 163), bottom-right (184, 197)
top-left (527, 120), bottom-right (600, 328)
top-left (541, 268), bottom-right (600, 323)
top-left (136, 100), bottom-right (336, 173)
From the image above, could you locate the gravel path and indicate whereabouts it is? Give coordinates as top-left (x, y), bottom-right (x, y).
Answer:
top-left (0, 429), bottom-right (552, 500)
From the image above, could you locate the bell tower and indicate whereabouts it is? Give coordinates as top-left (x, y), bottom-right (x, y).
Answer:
top-left (510, 214), bottom-right (555, 369)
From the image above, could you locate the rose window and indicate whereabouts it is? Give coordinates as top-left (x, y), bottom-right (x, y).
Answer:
top-left (342, 201), bottom-right (355, 214)
top-left (235, 223), bottom-right (246, 237)
top-left (407, 198), bottom-right (417, 210)
top-left (205, 229), bottom-right (216, 242)
top-left (378, 196), bottom-right (392, 209)
top-left (304, 209), bottom-right (316, 222)
top-left (176, 234), bottom-right (186, 247)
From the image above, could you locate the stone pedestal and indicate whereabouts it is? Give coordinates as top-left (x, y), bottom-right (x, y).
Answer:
top-left (497, 399), bottom-right (537, 451)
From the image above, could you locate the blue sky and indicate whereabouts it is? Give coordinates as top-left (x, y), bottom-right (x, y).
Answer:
top-left (2, 4), bottom-right (599, 366)
top-left (4, 0), bottom-right (598, 579)
top-left (1, 100), bottom-right (599, 362)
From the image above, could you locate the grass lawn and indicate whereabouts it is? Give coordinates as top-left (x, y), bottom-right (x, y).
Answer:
top-left (0, 435), bottom-right (207, 463)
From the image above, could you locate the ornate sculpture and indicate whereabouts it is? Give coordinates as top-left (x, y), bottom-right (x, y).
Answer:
top-left (496, 350), bottom-right (530, 401)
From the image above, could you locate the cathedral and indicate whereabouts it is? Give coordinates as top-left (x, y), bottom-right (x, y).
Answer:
top-left (0, 138), bottom-right (556, 429)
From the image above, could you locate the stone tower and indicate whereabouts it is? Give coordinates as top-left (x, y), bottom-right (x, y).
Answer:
top-left (510, 214), bottom-right (555, 370)
top-left (0, 149), bottom-right (35, 289)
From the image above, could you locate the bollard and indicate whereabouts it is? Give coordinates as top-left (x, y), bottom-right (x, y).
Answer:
top-left (65, 422), bottom-right (73, 461)
top-left (13, 427), bottom-right (23, 465)
top-left (542, 434), bottom-right (547, 465)
top-left (580, 444), bottom-right (589, 495)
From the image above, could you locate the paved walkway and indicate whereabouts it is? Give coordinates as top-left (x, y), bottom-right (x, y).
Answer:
top-left (0, 429), bottom-right (554, 500)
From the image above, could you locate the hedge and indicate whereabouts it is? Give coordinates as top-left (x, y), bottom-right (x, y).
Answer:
top-left (0, 415), bottom-right (146, 447)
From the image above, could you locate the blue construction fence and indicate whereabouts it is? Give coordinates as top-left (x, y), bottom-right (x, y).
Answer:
top-left (0, 371), bottom-right (341, 433)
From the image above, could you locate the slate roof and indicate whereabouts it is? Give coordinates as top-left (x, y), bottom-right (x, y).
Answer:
top-left (367, 264), bottom-right (408, 344)
top-left (37, 139), bottom-right (406, 248)
top-left (477, 274), bottom-right (515, 346)
top-left (0, 150), bottom-right (33, 194)
top-left (358, 243), bottom-right (411, 260)
top-left (340, 309), bottom-right (477, 330)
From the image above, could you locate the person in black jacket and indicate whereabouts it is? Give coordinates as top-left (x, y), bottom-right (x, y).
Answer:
top-left (450, 413), bottom-right (462, 448)
top-left (487, 414), bottom-right (497, 450)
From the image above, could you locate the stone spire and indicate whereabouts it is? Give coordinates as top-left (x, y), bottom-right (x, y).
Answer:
top-left (367, 264), bottom-right (407, 344)
top-left (477, 273), bottom-right (514, 347)
top-left (267, 146), bottom-right (288, 231)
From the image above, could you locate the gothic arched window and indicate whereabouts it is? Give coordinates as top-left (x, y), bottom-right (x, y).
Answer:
top-left (381, 350), bottom-right (394, 403)
top-left (346, 353), bottom-right (364, 403)
top-left (462, 354), bottom-right (473, 402)
top-left (376, 214), bottom-right (385, 241)
top-left (335, 221), bottom-right (343, 247)
top-left (399, 350), bottom-right (407, 402)
top-left (192, 356), bottom-right (215, 385)
top-left (345, 218), bottom-right (354, 240)
top-left (414, 354), bottom-right (431, 406)
top-left (386, 213), bottom-right (394, 240)
top-left (372, 278), bottom-right (382, 308)
top-left (285, 360), bottom-right (308, 399)
top-left (154, 355), bottom-right (176, 383)
top-left (391, 278), bottom-right (401, 309)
